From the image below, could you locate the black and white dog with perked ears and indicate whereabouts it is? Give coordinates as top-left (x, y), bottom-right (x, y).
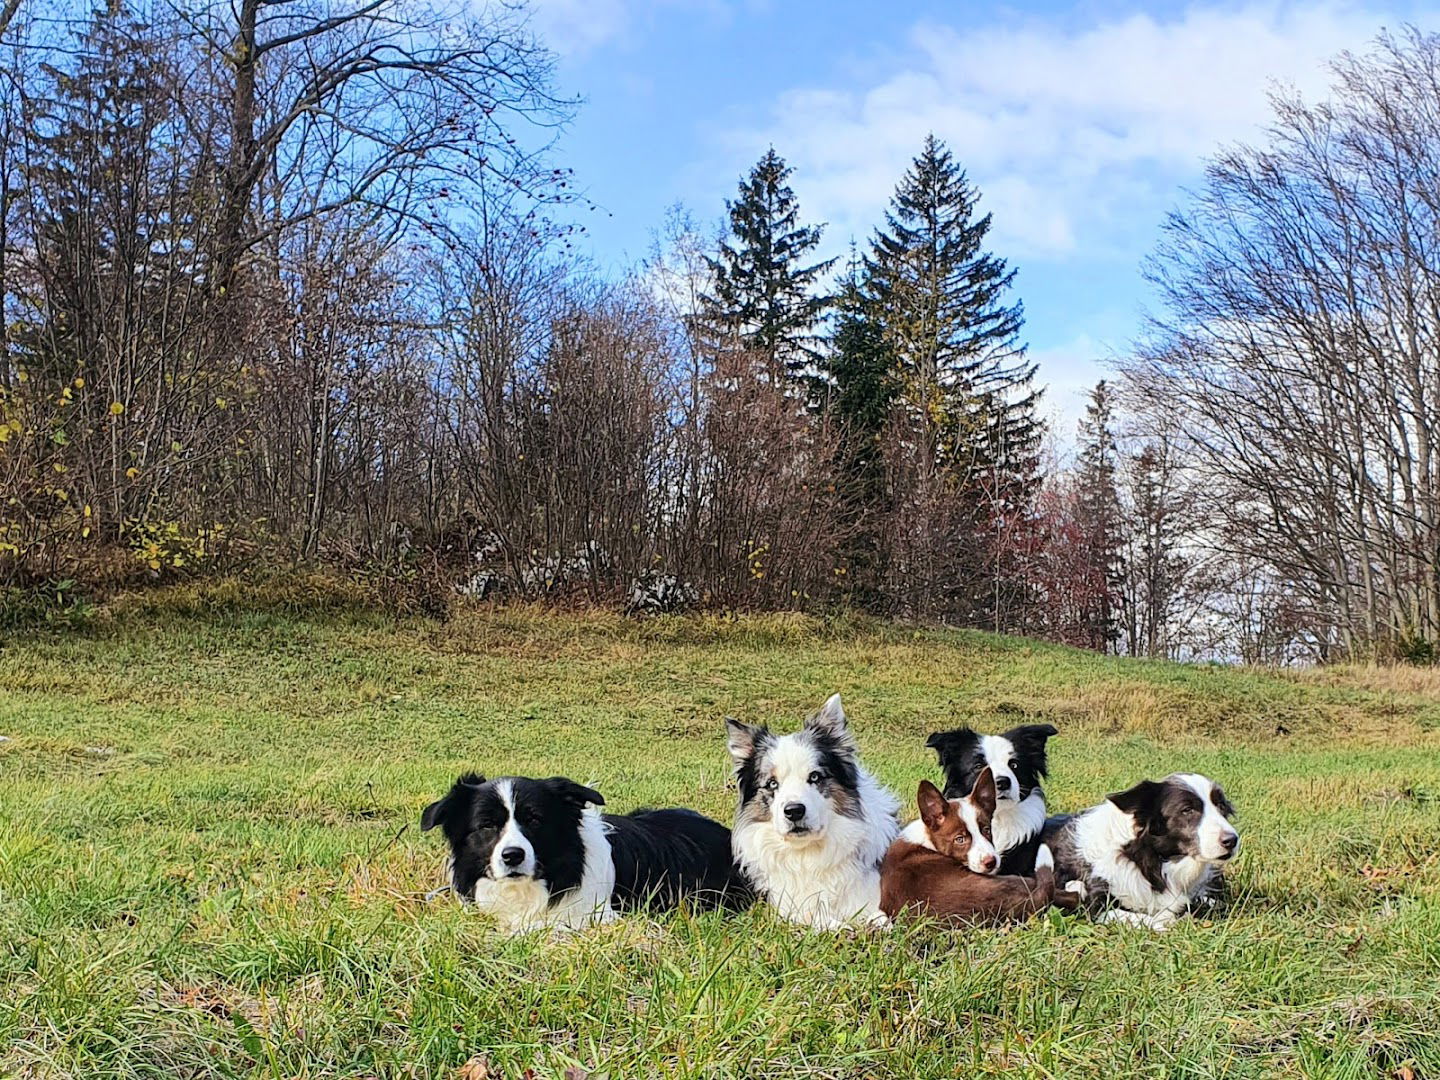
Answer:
top-left (1042, 773), bottom-right (1240, 930)
top-left (924, 722), bottom-right (1058, 875)
top-left (726, 694), bottom-right (900, 929)
top-left (421, 774), bottom-right (749, 933)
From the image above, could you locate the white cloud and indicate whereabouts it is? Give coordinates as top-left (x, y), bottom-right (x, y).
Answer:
top-left (525, 0), bottom-right (632, 56)
top-left (729, 2), bottom-right (1433, 259)
top-left (1029, 333), bottom-right (1116, 449)
top-left (527, 0), bottom-right (729, 57)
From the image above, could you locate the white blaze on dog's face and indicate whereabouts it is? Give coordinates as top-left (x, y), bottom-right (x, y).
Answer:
top-left (489, 779), bottom-right (537, 879)
top-left (927, 724), bottom-right (1058, 805)
top-left (915, 772), bottom-right (1000, 874)
top-left (1108, 773), bottom-right (1240, 866)
top-left (420, 774), bottom-right (605, 902)
top-left (1172, 773), bottom-right (1241, 862)
top-left (727, 694), bottom-right (863, 846)
top-left (978, 734), bottom-right (1023, 802)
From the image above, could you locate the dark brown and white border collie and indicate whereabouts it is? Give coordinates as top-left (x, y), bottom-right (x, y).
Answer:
top-left (726, 695), bottom-right (900, 928)
top-left (421, 774), bottom-right (748, 933)
top-left (882, 771), bottom-right (1076, 923)
top-left (1042, 773), bottom-right (1240, 930)
top-left (925, 723), bottom-right (1058, 874)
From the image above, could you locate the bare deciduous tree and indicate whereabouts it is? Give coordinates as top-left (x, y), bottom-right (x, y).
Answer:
top-left (1124, 27), bottom-right (1440, 661)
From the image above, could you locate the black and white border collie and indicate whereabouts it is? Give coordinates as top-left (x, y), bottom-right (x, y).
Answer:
top-left (420, 774), bottom-right (747, 933)
top-left (726, 694), bottom-right (900, 928)
top-left (925, 723), bottom-right (1058, 875)
top-left (1043, 773), bottom-right (1240, 930)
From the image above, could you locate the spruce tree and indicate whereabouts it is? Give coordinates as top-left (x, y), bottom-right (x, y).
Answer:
top-left (865, 133), bottom-right (1039, 478)
top-left (1074, 380), bottom-right (1124, 651)
top-left (700, 148), bottom-right (834, 392)
top-left (865, 134), bottom-right (1044, 626)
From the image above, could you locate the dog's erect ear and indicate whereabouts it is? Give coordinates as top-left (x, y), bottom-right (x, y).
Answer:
top-left (544, 777), bottom-right (605, 807)
top-left (725, 717), bottom-right (767, 765)
top-left (420, 772), bottom-right (484, 831)
top-left (1210, 783), bottom-right (1236, 819)
top-left (916, 779), bottom-right (951, 832)
top-left (970, 766), bottom-right (998, 816)
top-left (1108, 780), bottom-right (1165, 829)
top-left (924, 728), bottom-right (977, 764)
top-left (805, 694), bottom-right (857, 751)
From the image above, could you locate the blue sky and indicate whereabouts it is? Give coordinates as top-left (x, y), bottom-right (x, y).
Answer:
top-left (529, 0), bottom-right (1435, 439)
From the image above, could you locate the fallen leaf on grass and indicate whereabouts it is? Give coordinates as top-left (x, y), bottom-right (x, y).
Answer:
top-left (454, 1056), bottom-right (490, 1080)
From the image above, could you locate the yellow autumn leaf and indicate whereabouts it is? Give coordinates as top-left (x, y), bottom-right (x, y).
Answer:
top-left (126, 467), bottom-right (139, 479)
top-left (170, 441), bottom-right (182, 452)
top-left (73, 377), bottom-right (85, 388)
top-left (109, 402), bottom-right (125, 416)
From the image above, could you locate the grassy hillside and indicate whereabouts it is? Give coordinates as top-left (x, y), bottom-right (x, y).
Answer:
top-left (2, 585), bottom-right (1438, 1078)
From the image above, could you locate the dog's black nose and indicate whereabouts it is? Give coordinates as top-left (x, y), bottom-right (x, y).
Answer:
top-left (994, 776), bottom-right (1012, 793)
top-left (1221, 832), bottom-right (1239, 852)
top-left (783, 802), bottom-right (807, 823)
top-left (500, 846), bottom-right (526, 868)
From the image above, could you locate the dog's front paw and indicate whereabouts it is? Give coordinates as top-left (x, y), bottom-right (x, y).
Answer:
top-left (1064, 880), bottom-right (1088, 900)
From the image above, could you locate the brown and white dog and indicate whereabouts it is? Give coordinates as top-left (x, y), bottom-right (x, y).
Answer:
top-left (880, 770), bottom-right (1077, 923)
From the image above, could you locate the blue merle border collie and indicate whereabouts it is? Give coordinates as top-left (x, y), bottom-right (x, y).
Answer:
top-left (1042, 773), bottom-right (1240, 930)
top-left (924, 722), bottom-right (1058, 875)
top-left (726, 694), bottom-right (900, 929)
top-left (420, 774), bottom-right (748, 933)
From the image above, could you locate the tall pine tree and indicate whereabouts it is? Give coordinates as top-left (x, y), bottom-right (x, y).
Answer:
top-left (865, 134), bottom-right (1044, 625)
top-left (699, 148), bottom-right (834, 393)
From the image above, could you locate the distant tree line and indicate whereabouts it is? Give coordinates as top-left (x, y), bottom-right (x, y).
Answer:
top-left (4, 3), bottom-right (1440, 663)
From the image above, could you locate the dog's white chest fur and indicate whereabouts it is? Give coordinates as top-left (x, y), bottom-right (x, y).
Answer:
top-left (469, 810), bottom-right (618, 933)
top-left (735, 769), bottom-right (899, 929)
top-left (1074, 803), bottom-right (1217, 930)
top-left (993, 789), bottom-right (1047, 854)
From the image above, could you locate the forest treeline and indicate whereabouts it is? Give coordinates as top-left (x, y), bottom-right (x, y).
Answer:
top-left (3, 2), bottom-right (1440, 664)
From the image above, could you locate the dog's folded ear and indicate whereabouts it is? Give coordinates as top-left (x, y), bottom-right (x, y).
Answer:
top-left (725, 717), bottom-right (768, 764)
top-left (420, 772), bottom-right (485, 831)
top-left (1211, 783), bottom-right (1237, 819)
top-left (420, 796), bottom-right (449, 832)
top-left (545, 777), bottom-right (605, 807)
top-left (924, 728), bottom-right (976, 762)
top-left (1004, 723), bottom-right (1059, 748)
top-left (805, 693), bottom-right (857, 751)
top-left (1107, 779), bottom-right (1165, 824)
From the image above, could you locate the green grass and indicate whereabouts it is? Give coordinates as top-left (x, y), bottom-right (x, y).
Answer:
top-left (2, 587), bottom-right (1439, 1078)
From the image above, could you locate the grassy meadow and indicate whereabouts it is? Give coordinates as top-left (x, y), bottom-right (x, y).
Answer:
top-left (2, 582), bottom-right (1439, 1079)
